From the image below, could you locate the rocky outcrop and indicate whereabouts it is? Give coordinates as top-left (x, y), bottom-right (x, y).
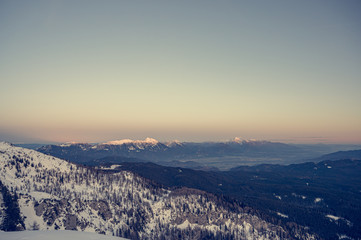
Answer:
top-left (89, 200), bottom-right (112, 221)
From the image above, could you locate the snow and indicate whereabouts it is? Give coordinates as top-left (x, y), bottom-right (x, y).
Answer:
top-left (29, 191), bottom-right (60, 201)
top-left (273, 194), bottom-right (282, 200)
top-left (326, 215), bottom-right (352, 226)
top-left (0, 142), bottom-right (12, 151)
top-left (291, 193), bottom-right (307, 199)
top-left (60, 142), bottom-right (80, 147)
top-left (103, 139), bottom-right (134, 145)
top-left (178, 219), bottom-right (191, 229)
top-left (326, 215), bottom-right (340, 221)
top-left (233, 137), bottom-right (260, 144)
top-left (18, 197), bottom-right (45, 230)
top-left (277, 212), bottom-right (288, 218)
top-left (0, 230), bottom-right (127, 240)
top-left (338, 234), bottom-right (352, 239)
top-left (233, 137), bottom-right (244, 143)
top-left (100, 165), bottom-right (122, 170)
top-left (103, 137), bottom-right (159, 146)
top-left (165, 140), bottom-right (182, 147)
top-left (291, 193), bottom-right (307, 200)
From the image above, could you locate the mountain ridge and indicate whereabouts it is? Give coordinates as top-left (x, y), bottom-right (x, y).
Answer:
top-left (37, 138), bottom-right (317, 170)
top-left (313, 149), bottom-right (361, 162)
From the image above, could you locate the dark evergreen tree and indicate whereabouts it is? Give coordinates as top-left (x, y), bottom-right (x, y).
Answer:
top-left (0, 180), bottom-right (25, 231)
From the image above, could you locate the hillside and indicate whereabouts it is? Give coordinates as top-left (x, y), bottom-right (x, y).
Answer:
top-left (117, 158), bottom-right (361, 240)
top-left (0, 142), bottom-right (316, 239)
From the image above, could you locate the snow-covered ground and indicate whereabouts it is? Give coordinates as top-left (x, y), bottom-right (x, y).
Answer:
top-left (0, 230), bottom-right (127, 240)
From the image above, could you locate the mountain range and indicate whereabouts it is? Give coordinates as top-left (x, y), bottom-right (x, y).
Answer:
top-left (34, 138), bottom-right (361, 239)
top-left (36, 138), bottom-right (334, 170)
top-left (0, 142), bottom-right (316, 239)
top-left (312, 149), bottom-right (361, 162)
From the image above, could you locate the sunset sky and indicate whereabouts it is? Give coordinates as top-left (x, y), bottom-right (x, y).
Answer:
top-left (1, 1), bottom-right (361, 143)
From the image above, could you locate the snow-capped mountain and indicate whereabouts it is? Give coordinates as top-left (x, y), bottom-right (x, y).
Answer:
top-left (232, 137), bottom-right (260, 144)
top-left (37, 137), bottom-right (313, 170)
top-left (96, 137), bottom-right (167, 152)
top-left (103, 138), bottom-right (159, 147)
top-left (0, 142), bottom-right (316, 239)
top-left (164, 140), bottom-right (183, 147)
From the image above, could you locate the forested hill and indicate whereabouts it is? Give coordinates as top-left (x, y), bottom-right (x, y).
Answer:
top-left (118, 158), bottom-right (361, 240)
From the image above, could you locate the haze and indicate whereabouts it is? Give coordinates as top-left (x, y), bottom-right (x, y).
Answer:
top-left (1, 1), bottom-right (360, 144)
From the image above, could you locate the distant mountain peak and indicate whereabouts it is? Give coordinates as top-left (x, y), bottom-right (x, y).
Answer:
top-left (232, 137), bottom-right (244, 143)
top-left (233, 137), bottom-right (261, 144)
top-left (233, 137), bottom-right (244, 143)
top-left (103, 137), bottom-right (159, 146)
top-left (143, 137), bottom-right (159, 144)
top-left (165, 140), bottom-right (183, 147)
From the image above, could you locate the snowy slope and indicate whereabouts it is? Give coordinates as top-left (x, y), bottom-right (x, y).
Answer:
top-left (0, 230), bottom-right (127, 240)
top-left (0, 142), bottom-right (316, 239)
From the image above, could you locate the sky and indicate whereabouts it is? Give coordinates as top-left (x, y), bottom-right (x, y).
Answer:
top-left (1, 0), bottom-right (361, 144)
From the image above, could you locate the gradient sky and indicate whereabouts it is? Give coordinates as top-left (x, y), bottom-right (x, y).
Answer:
top-left (1, 0), bottom-right (361, 143)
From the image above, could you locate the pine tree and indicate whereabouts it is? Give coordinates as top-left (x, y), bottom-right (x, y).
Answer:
top-left (0, 181), bottom-right (25, 231)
